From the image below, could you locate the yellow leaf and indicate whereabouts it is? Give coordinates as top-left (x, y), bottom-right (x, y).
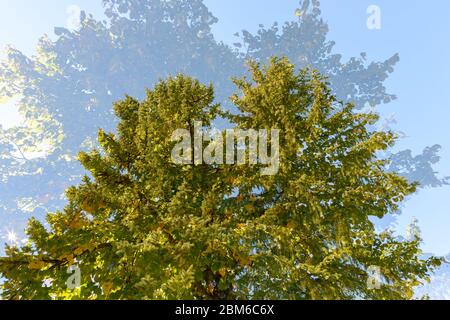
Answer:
top-left (236, 223), bottom-right (246, 230)
top-left (218, 268), bottom-right (227, 277)
top-left (102, 282), bottom-right (113, 295)
top-left (29, 260), bottom-right (46, 270)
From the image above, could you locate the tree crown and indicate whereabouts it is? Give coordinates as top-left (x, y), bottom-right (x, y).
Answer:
top-left (0, 57), bottom-right (441, 300)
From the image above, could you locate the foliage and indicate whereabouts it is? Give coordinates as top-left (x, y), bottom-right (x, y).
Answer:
top-left (0, 58), bottom-right (441, 299)
top-left (0, 0), bottom-right (447, 236)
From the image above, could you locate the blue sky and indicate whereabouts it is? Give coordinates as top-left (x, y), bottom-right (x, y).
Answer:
top-left (0, 0), bottom-right (449, 255)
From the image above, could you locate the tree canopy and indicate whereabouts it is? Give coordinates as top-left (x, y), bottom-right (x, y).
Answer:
top-left (1, 0), bottom-right (447, 239)
top-left (0, 58), bottom-right (441, 300)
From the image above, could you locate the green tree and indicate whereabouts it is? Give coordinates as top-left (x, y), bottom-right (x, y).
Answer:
top-left (0, 58), bottom-right (441, 300)
top-left (1, 0), bottom-right (446, 240)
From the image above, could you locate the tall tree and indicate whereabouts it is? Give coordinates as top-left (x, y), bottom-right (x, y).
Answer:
top-left (0, 58), bottom-right (441, 299)
top-left (0, 0), bottom-right (241, 232)
top-left (0, 0), bottom-right (446, 272)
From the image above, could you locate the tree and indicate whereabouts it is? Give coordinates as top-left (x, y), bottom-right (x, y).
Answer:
top-left (1, 0), bottom-right (447, 245)
top-left (0, 58), bottom-right (441, 299)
